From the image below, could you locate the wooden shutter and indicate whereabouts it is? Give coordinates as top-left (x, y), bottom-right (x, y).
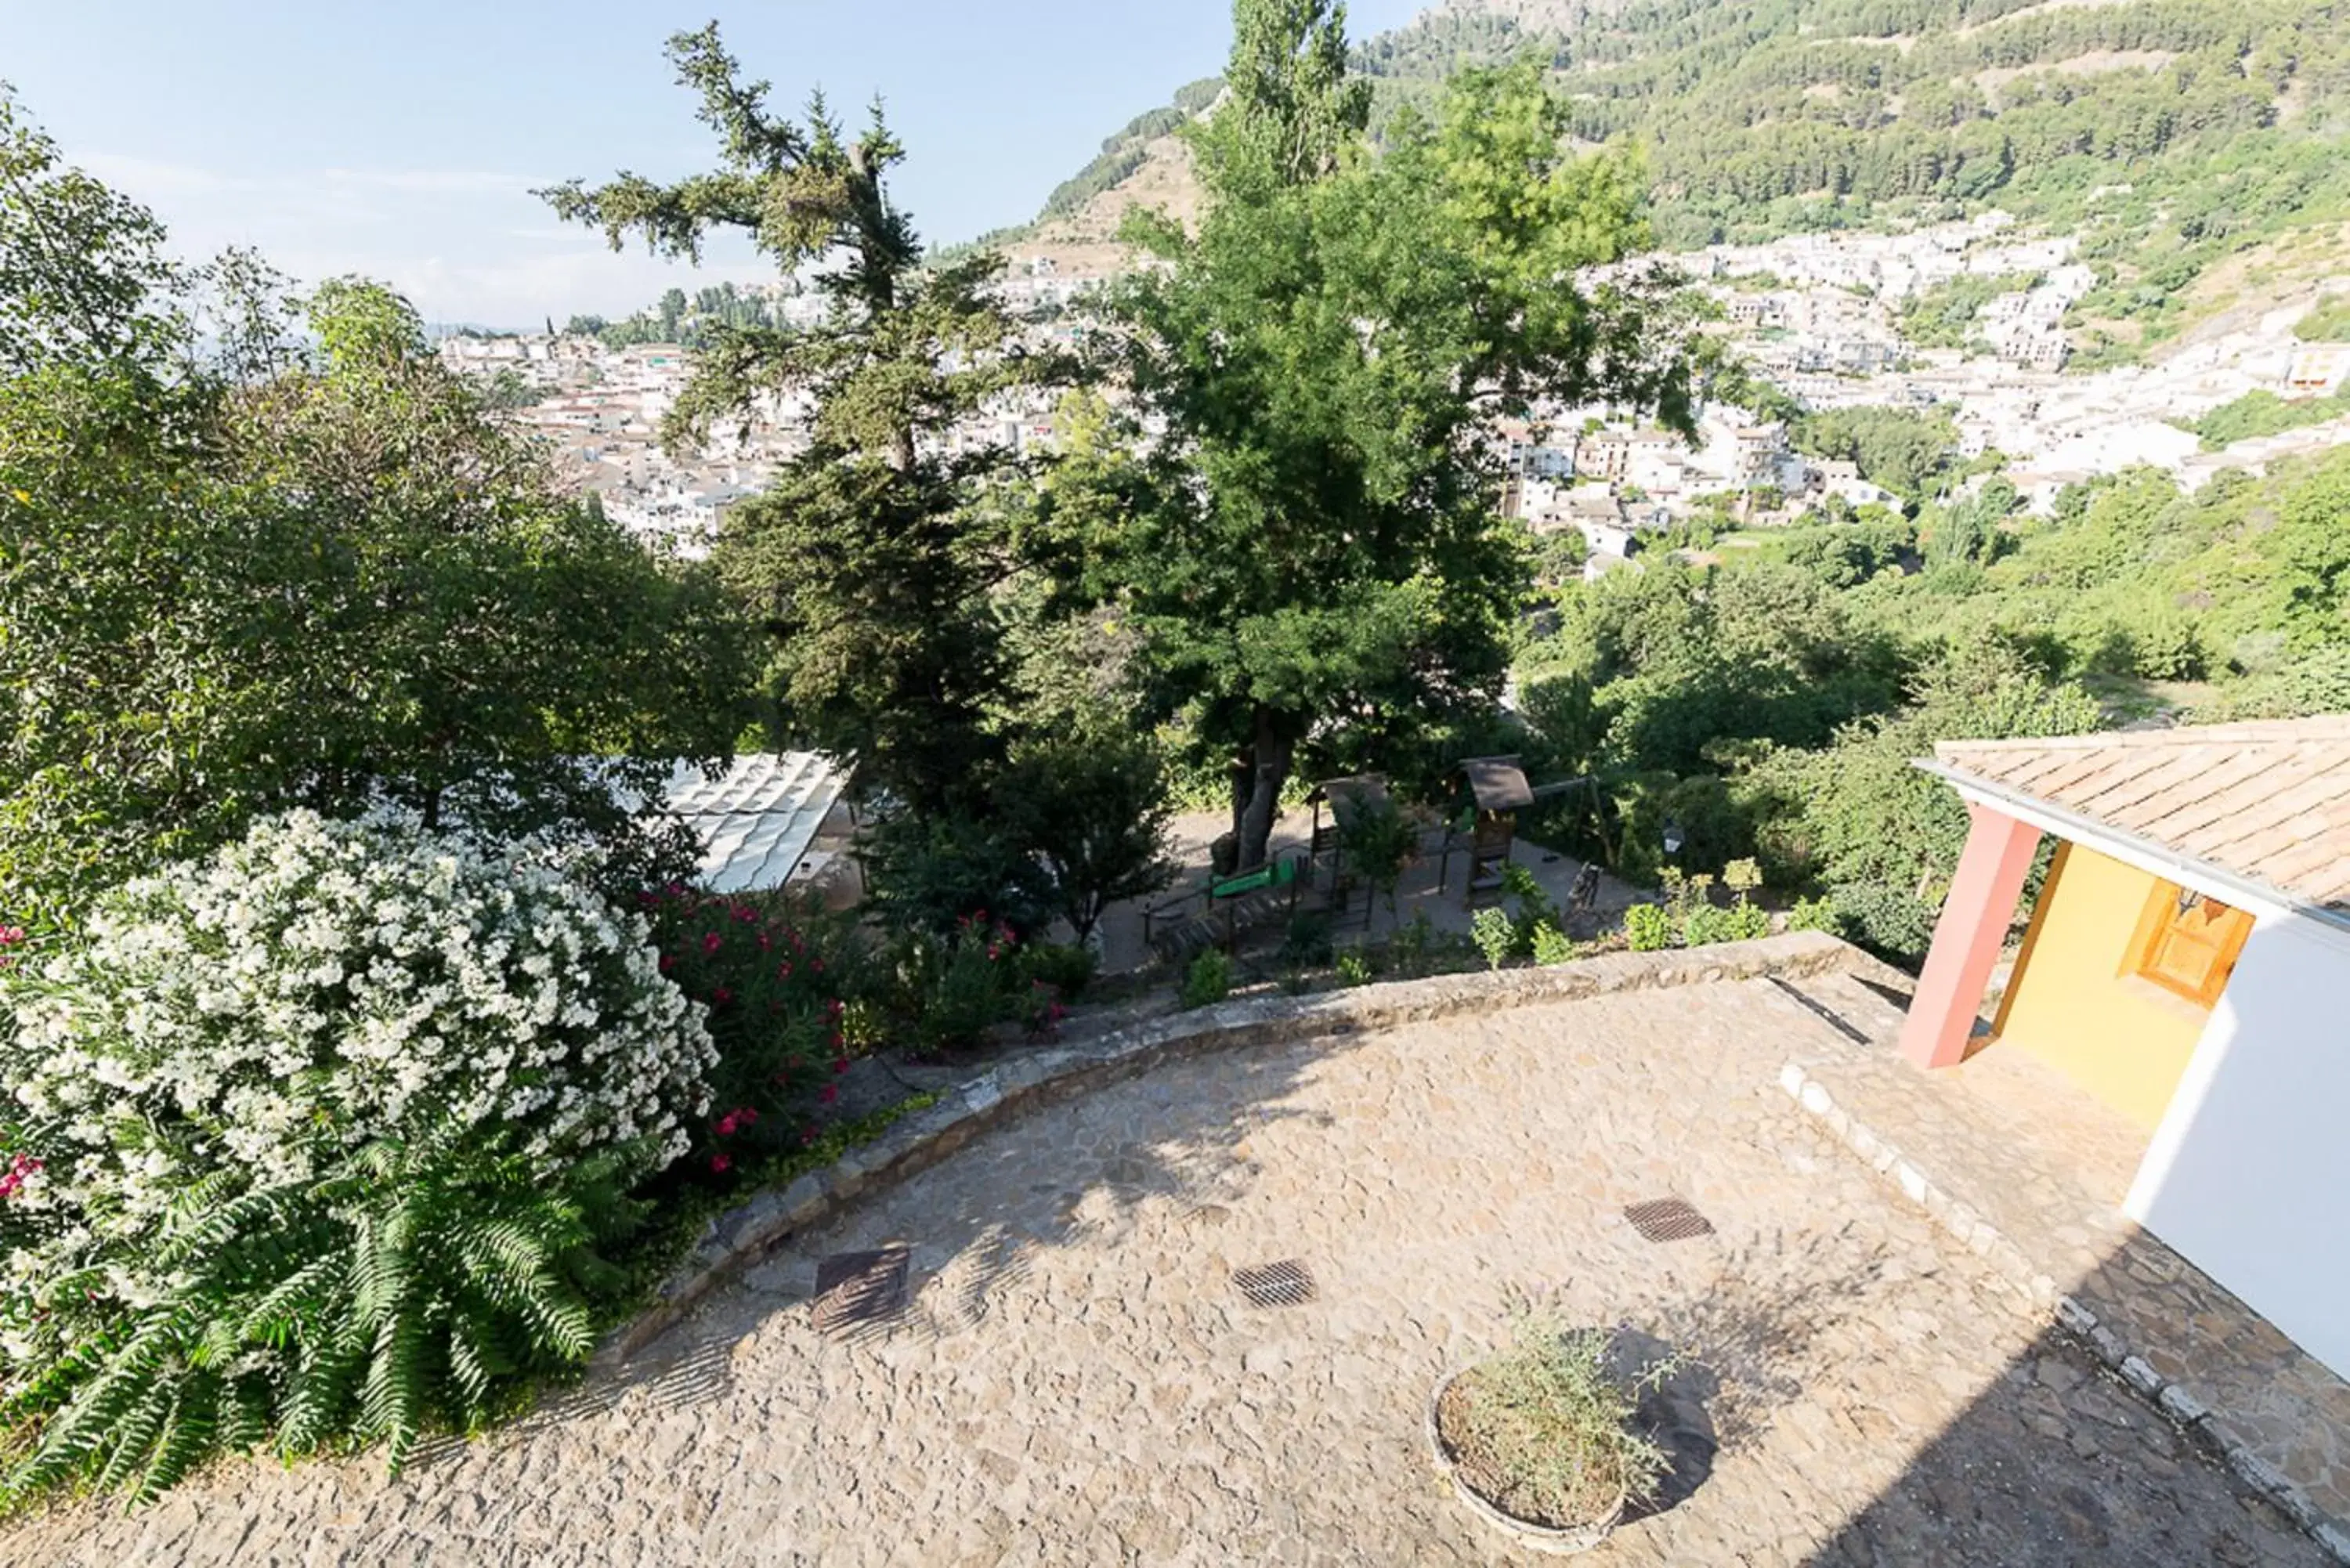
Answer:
top-left (2126, 883), bottom-right (2254, 1009)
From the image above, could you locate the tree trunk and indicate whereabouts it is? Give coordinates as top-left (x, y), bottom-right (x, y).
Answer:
top-left (1235, 705), bottom-right (1293, 872)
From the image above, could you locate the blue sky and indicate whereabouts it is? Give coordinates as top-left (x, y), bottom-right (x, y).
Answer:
top-left (2, 1), bottom-right (1430, 327)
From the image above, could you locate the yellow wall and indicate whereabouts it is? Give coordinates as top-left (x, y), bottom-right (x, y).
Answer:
top-left (1992, 843), bottom-right (2212, 1129)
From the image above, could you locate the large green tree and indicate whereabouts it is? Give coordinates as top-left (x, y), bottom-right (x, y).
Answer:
top-left (544, 26), bottom-right (1065, 818)
top-left (1090, 5), bottom-right (1689, 867)
top-left (1, 102), bottom-right (749, 923)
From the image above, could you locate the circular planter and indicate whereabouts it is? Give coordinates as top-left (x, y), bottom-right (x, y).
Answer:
top-left (1426, 1365), bottom-right (1629, 1557)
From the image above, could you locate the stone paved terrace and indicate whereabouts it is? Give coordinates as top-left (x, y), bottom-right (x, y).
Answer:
top-left (1777, 966), bottom-right (2350, 1537)
top-left (2, 970), bottom-right (2333, 1566)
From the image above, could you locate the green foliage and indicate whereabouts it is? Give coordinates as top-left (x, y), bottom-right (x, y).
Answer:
top-left (1622, 903), bottom-right (1673, 952)
top-left (2297, 298), bottom-right (2350, 343)
top-left (2187, 385), bottom-right (2350, 451)
top-left (1439, 1313), bottom-right (1674, 1529)
top-left (548, 27), bottom-right (1069, 821)
top-left (0, 161), bottom-right (749, 927)
top-left (1900, 274), bottom-right (2037, 351)
top-left (1336, 946), bottom-right (1375, 986)
top-left (1019, 941), bottom-right (1099, 999)
top-left (1093, 20), bottom-right (1689, 868)
top-left (1470, 906), bottom-right (1518, 970)
top-left (0, 1129), bottom-right (647, 1505)
top-left (898, 914), bottom-right (1027, 1056)
top-left (1180, 948), bottom-right (1233, 1010)
top-left (1529, 922), bottom-right (1577, 966)
top-left (1795, 406), bottom-right (1957, 503)
top-left (1787, 895), bottom-right (1841, 934)
top-left (643, 889), bottom-right (877, 1172)
top-left (1336, 794), bottom-right (1419, 914)
top-left (1280, 910), bottom-right (1335, 968)
top-left (1003, 727), bottom-right (1181, 945)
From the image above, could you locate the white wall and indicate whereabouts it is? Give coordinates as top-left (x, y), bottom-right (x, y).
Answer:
top-left (2126, 913), bottom-right (2350, 1378)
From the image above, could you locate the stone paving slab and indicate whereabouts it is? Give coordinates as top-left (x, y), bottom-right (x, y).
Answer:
top-left (1776, 968), bottom-right (2350, 1545)
top-left (0, 976), bottom-right (2321, 1566)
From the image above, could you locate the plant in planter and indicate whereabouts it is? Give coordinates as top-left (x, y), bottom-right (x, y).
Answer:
top-left (1430, 1313), bottom-right (1675, 1555)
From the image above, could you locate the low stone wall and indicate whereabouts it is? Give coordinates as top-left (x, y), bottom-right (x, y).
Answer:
top-left (601, 930), bottom-right (1862, 1362)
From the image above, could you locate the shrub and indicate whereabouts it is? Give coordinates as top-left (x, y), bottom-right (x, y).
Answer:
top-left (0, 811), bottom-right (715, 1501)
top-left (1502, 862), bottom-right (1560, 952)
top-left (1336, 948), bottom-right (1374, 987)
top-left (1681, 901), bottom-right (1742, 947)
top-left (1529, 922), bottom-right (1576, 966)
top-left (1180, 948), bottom-right (1232, 1010)
top-left (900, 913), bottom-right (1025, 1055)
top-left (642, 888), bottom-right (870, 1173)
top-left (1020, 941), bottom-right (1098, 999)
top-left (1829, 881), bottom-right (1941, 966)
top-left (1787, 894), bottom-right (1839, 934)
top-left (1336, 795), bottom-right (1418, 916)
top-left (1280, 911), bottom-right (1335, 968)
top-left (1471, 907), bottom-right (1518, 970)
top-left (1435, 1313), bottom-right (1674, 1530)
top-left (1623, 903), bottom-right (1673, 952)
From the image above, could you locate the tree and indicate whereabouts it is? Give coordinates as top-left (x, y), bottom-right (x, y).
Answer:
top-left (544, 25), bottom-right (1065, 818)
top-left (1004, 729), bottom-right (1180, 945)
top-left (1094, 11), bottom-right (1687, 868)
top-left (2, 112), bottom-right (750, 923)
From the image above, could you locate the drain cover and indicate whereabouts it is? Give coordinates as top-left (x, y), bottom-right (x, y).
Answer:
top-left (812, 1246), bottom-right (911, 1335)
top-left (1624, 1198), bottom-right (1715, 1244)
top-left (1233, 1259), bottom-right (1317, 1307)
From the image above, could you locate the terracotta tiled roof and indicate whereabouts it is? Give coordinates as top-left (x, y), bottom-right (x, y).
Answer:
top-left (1928, 717), bottom-right (2350, 916)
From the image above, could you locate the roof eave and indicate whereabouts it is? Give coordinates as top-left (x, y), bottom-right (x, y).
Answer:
top-left (1912, 757), bottom-right (2350, 935)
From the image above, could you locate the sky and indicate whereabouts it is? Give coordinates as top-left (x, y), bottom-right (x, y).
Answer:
top-left (2, 1), bottom-right (1431, 328)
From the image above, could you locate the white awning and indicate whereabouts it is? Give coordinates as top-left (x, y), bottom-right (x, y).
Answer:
top-left (662, 752), bottom-right (848, 894)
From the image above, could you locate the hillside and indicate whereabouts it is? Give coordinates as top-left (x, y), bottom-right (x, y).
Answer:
top-left (1009, 0), bottom-right (2350, 348)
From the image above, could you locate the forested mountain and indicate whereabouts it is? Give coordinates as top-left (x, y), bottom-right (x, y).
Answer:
top-left (1018, 0), bottom-right (2349, 311)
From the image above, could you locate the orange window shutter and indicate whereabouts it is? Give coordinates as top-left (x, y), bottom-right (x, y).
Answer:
top-left (2128, 884), bottom-right (2254, 1009)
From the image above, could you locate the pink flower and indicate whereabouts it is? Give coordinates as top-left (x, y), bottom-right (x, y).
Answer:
top-left (826, 999), bottom-right (844, 1018)
top-left (778, 960), bottom-right (794, 979)
top-left (757, 932), bottom-right (772, 952)
top-left (709, 1154), bottom-right (732, 1174)
top-left (701, 931), bottom-right (723, 956)
top-left (658, 953), bottom-right (676, 974)
top-left (715, 1111), bottom-right (740, 1137)
top-left (832, 1056), bottom-right (849, 1075)
top-left (819, 1084), bottom-right (840, 1105)
top-left (711, 985), bottom-right (733, 1006)
top-left (801, 1125), bottom-right (819, 1146)
top-left (811, 958), bottom-right (823, 974)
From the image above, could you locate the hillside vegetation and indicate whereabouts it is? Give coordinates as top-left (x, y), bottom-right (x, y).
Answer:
top-left (1016, 0), bottom-right (2350, 333)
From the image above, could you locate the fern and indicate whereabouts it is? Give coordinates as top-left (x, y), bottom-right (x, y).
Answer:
top-left (1, 1125), bottom-right (649, 1507)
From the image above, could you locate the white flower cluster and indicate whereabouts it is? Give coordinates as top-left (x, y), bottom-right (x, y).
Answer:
top-left (0, 811), bottom-right (715, 1337)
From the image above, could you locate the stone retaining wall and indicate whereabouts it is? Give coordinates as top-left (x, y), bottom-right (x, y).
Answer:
top-left (602, 930), bottom-right (1862, 1362)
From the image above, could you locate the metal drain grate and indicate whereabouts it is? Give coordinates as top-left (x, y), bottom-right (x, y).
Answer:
top-left (1624, 1198), bottom-right (1715, 1244)
top-left (1232, 1259), bottom-right (1317, 1307)
top-left (812, 1245), bottom-right (911, 1335)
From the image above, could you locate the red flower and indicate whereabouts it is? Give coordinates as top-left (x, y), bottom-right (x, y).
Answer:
top-left (819, 1084), bottom-right (840, 1105)
top-left (831, 1056), bottom-right (849, 1075)
top-left (711, 986), bottom-right (733, 1006)
top-left (778, 959), bottom-right (794, 979)
top-left (658, 953), bottom-right (676, 974)
top-left (709, 1154), bottom-right (732, 1174)
top-left (801, 1125), bottom-right (819, 1145)
top-left (715, 1111), bottom-right (740, 1136)
top-left (757, 932), bottom-right (772, 952)
top-left (701, 931), bottom-right (723, 956)
top-left (811, 958), bottom-right (824, 973)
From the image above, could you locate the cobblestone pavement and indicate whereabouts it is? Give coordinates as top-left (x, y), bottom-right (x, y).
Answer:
top-left (3, 980), bottom-right (2326, 1566)
top-left (1781, 967), bottom-right (2350, 1530)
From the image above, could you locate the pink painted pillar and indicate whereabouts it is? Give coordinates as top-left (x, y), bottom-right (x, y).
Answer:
top-left (1899, 803), bottom-right (2041, 1070)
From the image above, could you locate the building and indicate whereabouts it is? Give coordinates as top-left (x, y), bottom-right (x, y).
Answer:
top-left (1896, 718), bottom-right (2350, 1378)
top-left (2284, 343), bottom-right (2350, 397)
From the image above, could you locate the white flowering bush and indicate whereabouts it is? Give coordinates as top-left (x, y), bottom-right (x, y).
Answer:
top-left (0, 811), bottom-right (718, 1502)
